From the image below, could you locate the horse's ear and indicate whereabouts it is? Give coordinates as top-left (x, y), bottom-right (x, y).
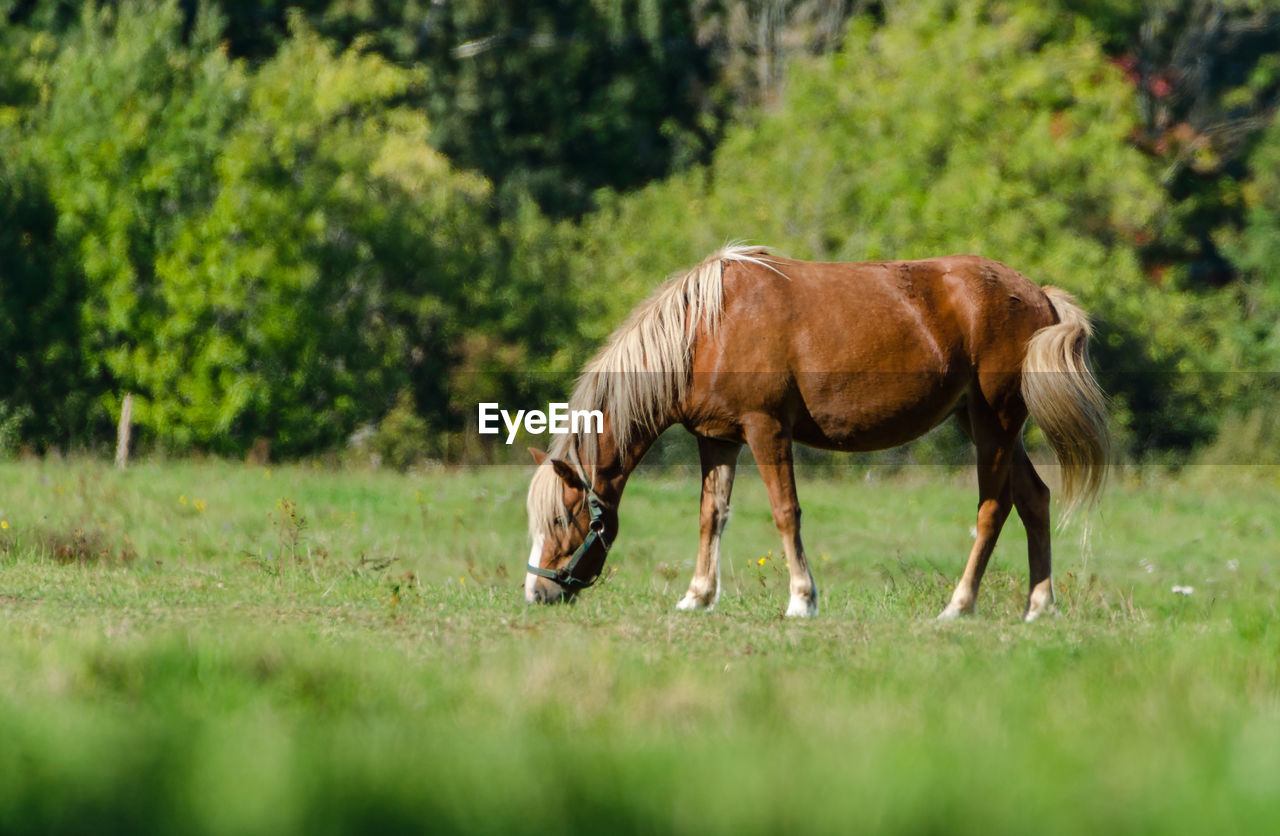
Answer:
top-left (545, 455), bottom-right (581, 489)
top-left (529, 447), bottom-right (581, 487)
top-left (548, 457), bottom-right (581, 488)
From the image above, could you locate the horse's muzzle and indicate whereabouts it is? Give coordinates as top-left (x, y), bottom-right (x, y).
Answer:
top-left (524, 577), bottom-right (571, 605)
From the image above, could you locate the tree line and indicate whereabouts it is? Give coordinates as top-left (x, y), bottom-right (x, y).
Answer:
top-left (2, 0), bottom-right (1279, 462)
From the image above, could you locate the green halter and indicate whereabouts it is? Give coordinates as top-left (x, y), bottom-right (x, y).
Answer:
top-left (526, 488), bottom-right (611, 591)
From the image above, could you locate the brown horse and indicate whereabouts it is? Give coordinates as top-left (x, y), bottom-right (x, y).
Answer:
top-left (524, 246), bottom-right (1108, 621)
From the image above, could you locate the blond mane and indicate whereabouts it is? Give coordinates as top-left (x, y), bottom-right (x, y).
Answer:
top-left (527, 245), bottom-right (779, 539)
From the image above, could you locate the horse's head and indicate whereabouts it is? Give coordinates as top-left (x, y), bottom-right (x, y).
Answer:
top-left (524, 448), bottom-right (615, 604)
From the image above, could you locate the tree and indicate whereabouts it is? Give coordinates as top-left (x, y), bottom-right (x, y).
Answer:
top-left (418, 0), bottom-right (720, 218)
top-left (0, 160), bottom-right (88, 451)
top-left (1065, 0), bottom-right (1280, 287)
top-left (693, 0), bottom-right (870, 108)
top-left (567, 0), bottom-right (1245, 452)
top-left (1218, 109), bottom-right (1280, 406)
top-left (145, 20), bottom-right (499, 454)
top-left (19, 1), bottom-right (249, 447)
top-left (12, 3), bottom-right (566, 456)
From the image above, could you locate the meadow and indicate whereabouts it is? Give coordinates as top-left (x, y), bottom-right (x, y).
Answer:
top-left (1, 455), bottom-right (1277, 834)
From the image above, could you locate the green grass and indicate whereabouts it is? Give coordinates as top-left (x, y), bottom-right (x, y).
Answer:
top-left (1, 457), bottom-right (1279, 834)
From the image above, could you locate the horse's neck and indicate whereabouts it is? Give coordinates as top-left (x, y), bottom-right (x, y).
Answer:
top-left (587, 411), bottom-right (665, 505)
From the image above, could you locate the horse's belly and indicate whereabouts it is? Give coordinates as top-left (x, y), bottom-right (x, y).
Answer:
top-left (792, 370), bottom-right (967, 451)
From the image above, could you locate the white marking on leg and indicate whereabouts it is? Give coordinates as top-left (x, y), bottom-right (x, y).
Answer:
top-left (786, 593), bottom-right (818, 618)
top-left (711, 500), bottom-right (730, 607)
top-left (938, 582), bottom-right (976, 620)
top-left (524, 533), bottom-right (545, 603)
top-left (677, 487), bottom-right (732, 613)
top-left (676, 593), bottom-right (702, 611)
top-left (1024, 575), bottom-right (1054, 623)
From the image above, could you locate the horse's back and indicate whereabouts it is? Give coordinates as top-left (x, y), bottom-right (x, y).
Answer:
top-left (714, 254), bottom-right (1052, 367)
top-left (683, 255), bottom-right (1056, 450)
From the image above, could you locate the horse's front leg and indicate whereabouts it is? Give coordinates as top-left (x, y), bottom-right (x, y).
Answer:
top-left (744, 419), bottom-right (818, 618)
top-left (677, 437), bottom-right (741, 612)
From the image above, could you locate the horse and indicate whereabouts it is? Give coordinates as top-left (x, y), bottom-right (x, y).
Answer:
top-left (523, 245), bottom-right (1109, 621)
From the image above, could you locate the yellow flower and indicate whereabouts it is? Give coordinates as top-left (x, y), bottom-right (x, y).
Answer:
top-left (194, 500), bottom-right (206, 513)
top-left (1, 520), bottom-right (8, 530)
top-left (459, 576), bottom-right (466, 584)
top-left (757, 557), bottom-right (767, 566)
top-left (179, 495), bottom-right (188, 506)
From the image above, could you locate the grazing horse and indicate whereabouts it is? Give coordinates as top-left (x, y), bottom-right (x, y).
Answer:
top-left (524, 246), bottom-right (1108, 621)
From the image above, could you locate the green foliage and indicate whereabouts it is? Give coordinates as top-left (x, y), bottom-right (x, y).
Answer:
top-left (141, 19), bottom-right (492, 455)
top-left (1197, 406), bottom-right (1280, 466)
top-left (0, 158), bottom-right (87, 450)
top-left (419, 0), bottom-right (720, 217)
top-left (1211, 110), bottom-right (1280, 437)
top-left (19, 1), bottom-right (248, 445)
top-left (2, 0), bottom-right (1279, 459)
top-left (1227, 110), bottom-right (1280, 319)
top-left (363, 389), bottom-right (436, 470)
top-left (1059, 1), bottom-right (1280, 291)
top-left (7, 3), bottom-right (567, 457)
top-left (566, 0), bottom-right (1261, 452)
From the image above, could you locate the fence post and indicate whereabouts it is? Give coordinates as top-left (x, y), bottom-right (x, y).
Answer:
top-left (115, 393), bottom-right (133, 468)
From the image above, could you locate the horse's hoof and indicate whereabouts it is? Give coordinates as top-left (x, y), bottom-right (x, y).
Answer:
top-left (1024, 582), bottom-right (1055, 623)
top-left (936, 604), bottom-right (973, 621)
top-left (676, 592), bottom-right (715, 612)
top-left (1023, 601), bottom-right (1055, 623)
top-left (785, 594), bottom-right (819, 618)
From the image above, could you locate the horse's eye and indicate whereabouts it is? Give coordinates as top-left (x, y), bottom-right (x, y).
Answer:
top-left (551, 517), bottom-right (566, 528)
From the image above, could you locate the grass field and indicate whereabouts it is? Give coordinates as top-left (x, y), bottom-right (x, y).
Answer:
top-left (1, 456), bottom-right (1278, 834)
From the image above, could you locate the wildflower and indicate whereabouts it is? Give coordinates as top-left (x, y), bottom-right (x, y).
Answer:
top-left (757, 557), bottom-right (767, 566)
top-left (194, 500), bottom-right (207, 513)
top-left (179, 495), bottom-right (188, 506)
top-left (1, 520), bottom-right (7, 530)
top-left (459, 576), bottom-right (466, 584)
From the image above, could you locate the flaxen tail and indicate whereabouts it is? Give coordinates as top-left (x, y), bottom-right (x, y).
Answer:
top-left (1021, 287), bottom-right (1111, 524)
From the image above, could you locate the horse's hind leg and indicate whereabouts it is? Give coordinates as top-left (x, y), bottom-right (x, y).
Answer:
top-left (744, 418), bottom-right (818, 618)
top-left (938, 397), bottom-right (1017, 619)
top-left (677, 436), bottom-right (742, 612)
top-left (1012, 445), bottom-right (1054, 622)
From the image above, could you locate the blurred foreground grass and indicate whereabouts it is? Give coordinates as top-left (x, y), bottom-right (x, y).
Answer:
top-left (1, 458), bottom-right (1278, 834)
